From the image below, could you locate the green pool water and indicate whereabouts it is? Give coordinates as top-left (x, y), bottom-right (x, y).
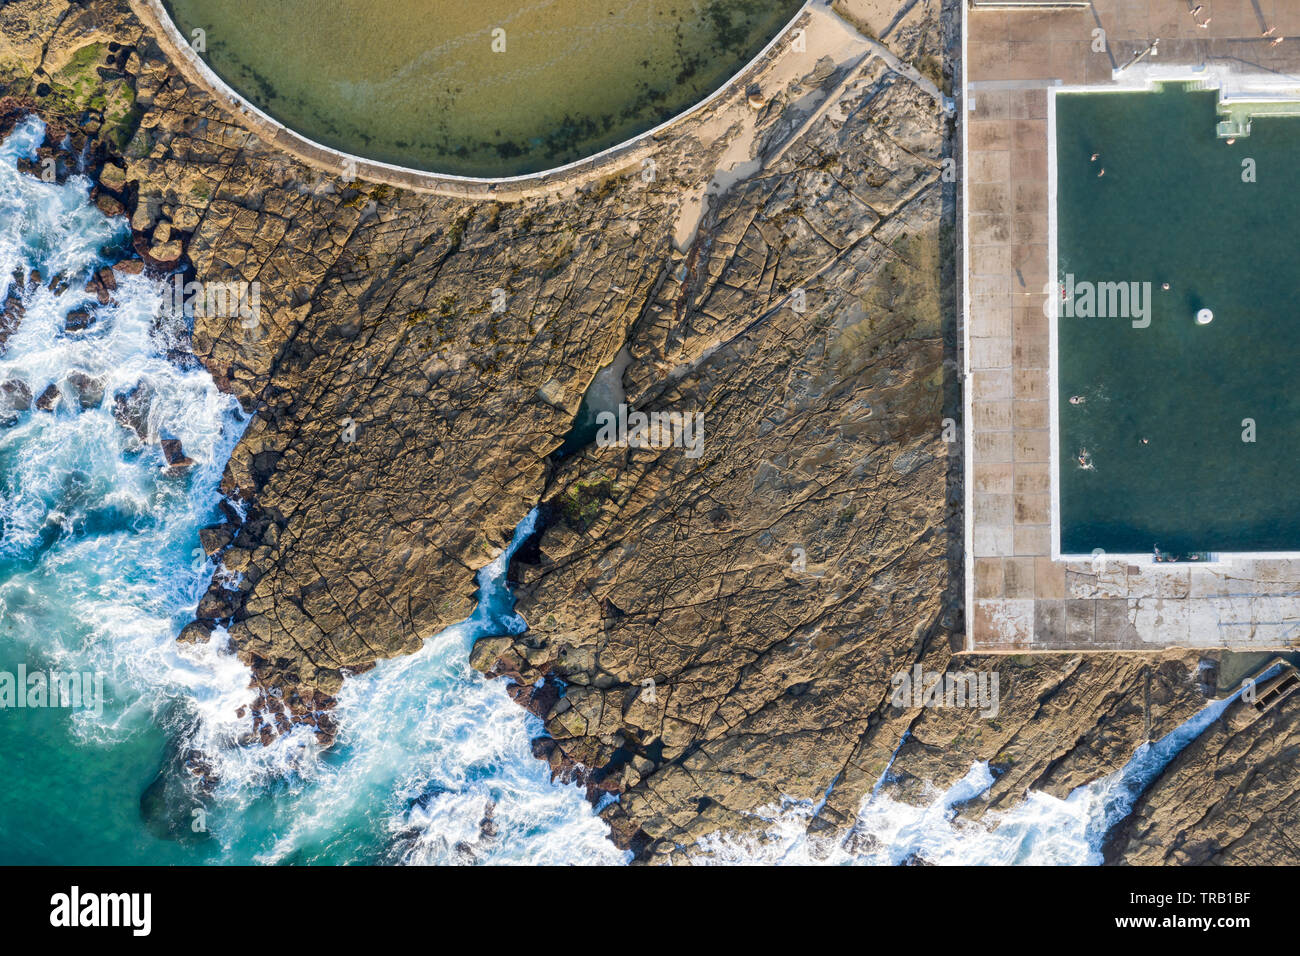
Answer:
top-left (1055, 83), bottom-right (1300, 556)
top-left (161, 0), bottom-right (804, 177)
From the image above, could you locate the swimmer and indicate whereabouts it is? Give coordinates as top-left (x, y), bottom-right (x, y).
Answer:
top-left (1069, 395), bottom-right (1085, 405)
top-left (1271, 36), bottom-right (1284, 47)
top-left (1090, 152), bottom-right (1100, 161)
top-left (1097, 168), bottom-right (1105, 177)
top-left (1161, 282), bottom-right (1170, 290)
top-left (1140, 437), bottom-right (1149, 445)
top-left (1199, 17), bottom-right (1212, 28)
top-left (1227, 137), bottom-right (1236, 145)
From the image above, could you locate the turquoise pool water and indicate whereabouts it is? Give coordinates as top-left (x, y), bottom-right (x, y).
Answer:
top-left (1056, 83), bottom-right (1300, 555)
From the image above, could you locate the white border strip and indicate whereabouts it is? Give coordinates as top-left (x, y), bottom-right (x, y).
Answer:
top-left (960, 0), bottom-right (973, 651)
top-left (1048, 85), bottom-right (1060, 563)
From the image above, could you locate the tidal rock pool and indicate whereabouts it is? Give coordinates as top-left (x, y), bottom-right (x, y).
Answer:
top-left (162, 0), bottom-right (805, 177)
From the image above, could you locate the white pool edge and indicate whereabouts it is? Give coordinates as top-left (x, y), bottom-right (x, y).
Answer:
top-left (1049, 74), bottom-right (1300, 568)
top-left (135, 0), bottom-right (817, 195)
top-left (960, 0), bottom-right (973, 651)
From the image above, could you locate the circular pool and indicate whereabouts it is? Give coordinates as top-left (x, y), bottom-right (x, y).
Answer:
top-left (161, 0), bottom-right (805, 178)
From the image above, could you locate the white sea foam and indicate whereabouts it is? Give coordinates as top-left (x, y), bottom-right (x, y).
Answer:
top-left (212, 511), bottom-right (629, 865)
top-left (692, 687), bottom-right (1246, 865)
top-left (0, 117), bottom-right (251, 752)
top-left (0, 117), bottom-right (625, 863)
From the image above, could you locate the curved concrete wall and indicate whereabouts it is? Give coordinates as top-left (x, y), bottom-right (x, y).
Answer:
top-left (132, 0), bottom-right (814, 200)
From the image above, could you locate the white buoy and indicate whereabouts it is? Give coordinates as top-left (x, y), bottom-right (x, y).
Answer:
top-left (1196, 308), bottom-right (1213, 325)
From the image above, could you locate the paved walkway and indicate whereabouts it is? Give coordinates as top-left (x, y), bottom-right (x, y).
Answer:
top-left (964, 0), bottom-right (1300, 652)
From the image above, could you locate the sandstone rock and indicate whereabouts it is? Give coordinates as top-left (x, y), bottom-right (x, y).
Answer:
top-left (4, 0), bottom-right (1289, 864)
top-left (99, 162), bottom-right (126, 192)
top-left (131, 203), bottom-right (153, 232)
top-left (172, 205), bottom-right (200, 231)
top-left (1106, 673), bottom-right (1300, 865)
top-left (146, 238), bottom-right (183, 264)
top-left (178, 620), bottom-right (214, 644)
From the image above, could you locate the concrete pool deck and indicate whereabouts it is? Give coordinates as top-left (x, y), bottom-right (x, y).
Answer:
top-left (963, 0), bottom-right (1300, 652)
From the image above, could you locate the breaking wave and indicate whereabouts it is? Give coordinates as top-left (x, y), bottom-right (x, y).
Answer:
top-left (692, 689), bottom-right (1245, 865)
top-left (0, 116), bottom-right (624, 864)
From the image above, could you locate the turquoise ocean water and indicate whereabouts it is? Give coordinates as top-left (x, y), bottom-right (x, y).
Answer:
top-left (0, 117), bottom-right (624, 865)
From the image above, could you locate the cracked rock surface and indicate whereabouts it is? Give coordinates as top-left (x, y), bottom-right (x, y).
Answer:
top-left (1106, 687), bottom-right (1300, 865)
top-left (2, 0), bottom-right (1295, 863)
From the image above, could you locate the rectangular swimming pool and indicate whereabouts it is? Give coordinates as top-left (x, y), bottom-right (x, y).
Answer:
top-left (1053, 82), bottom-right (1300, 557)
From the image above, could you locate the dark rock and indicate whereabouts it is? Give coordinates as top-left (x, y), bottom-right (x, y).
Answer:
top-left (84, 268), bottom-right (115, 304)
top-left (218, 498), bottom-right (245, 527)
top-left (0, 291), bottom-right (22, 350)
top-left (177, 620), bottom-right (214, 645)
top-left (95, 193), bottom-right (124, 217)
top-left (34, 383), bottom-right (59, 411)
top-left (112, 382), bottom-right (153, 441)
top-left (64, 308), bottom-right (94, 332)
top-left (507, 679), bottom-right (561, 719)
top-left (83, 277), bottom-right (109, 304)
top-left (0, 379), bottom-right (32, 411)
top-left (66, 372), bottom-right (105, 409)
top-left (198, 523), bottom-right (234, 555)
top-left (161, 437), bottom-right (196, 475)
top-left (196, 587), bottom-right (237, 621)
